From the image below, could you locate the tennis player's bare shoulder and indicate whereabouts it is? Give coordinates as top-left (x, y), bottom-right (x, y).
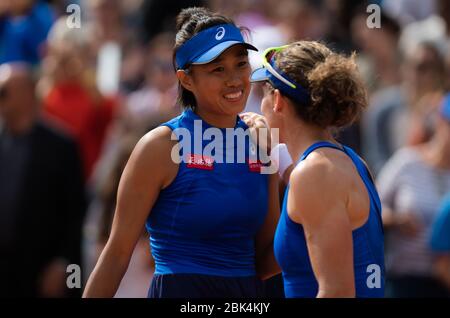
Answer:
top-left (129, 126), bottom-right (179, 189)
top-left (287, 151), bottom-right (348, 224)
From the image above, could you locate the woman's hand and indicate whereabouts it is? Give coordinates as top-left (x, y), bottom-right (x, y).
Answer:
top-left (240, 112), bottom-right (294, 181)
top-left (239, 112), bottom-right (272, 154)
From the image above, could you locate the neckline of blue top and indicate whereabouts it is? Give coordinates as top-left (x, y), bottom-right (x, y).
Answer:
top-left (184, 108), bottom-right (247, 130)
top-left (297, 140), bottom-right (345, 164)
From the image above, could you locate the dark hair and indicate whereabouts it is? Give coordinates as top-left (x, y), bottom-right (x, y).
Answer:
top-left (173, 7), bottom-right (239, 109)
top-left (380, 11), bottom-right (401, 39)
top-left (273, 41), bottom-right (367, 129)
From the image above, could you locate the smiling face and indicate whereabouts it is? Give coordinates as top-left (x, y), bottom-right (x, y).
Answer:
top-left (179, 44), bottom-right (251, 117)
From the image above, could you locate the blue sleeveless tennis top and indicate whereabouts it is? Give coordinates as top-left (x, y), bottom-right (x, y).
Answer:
top-left (146, 109), bottom-right (269, 277)
top-left (274, 141), bottom-right (385, 297)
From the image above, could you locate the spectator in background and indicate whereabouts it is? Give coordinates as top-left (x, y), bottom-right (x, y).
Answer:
top-left (399, 0), bottom-right (450, 58)
top-left (377, 93), bottom-right (450, 297)
top-left (354, 9), bottom-right (403, 174)
top-left (0, 0), bottom-right (55, 65)
top-left (269, 0), bottom-right (324, 44)
top-left (140, 0), bottom-right (204, 42)
top-left (430, 192), bottom-right (450, 295)
top-left (90, 33), bottom-right (179, 227)
top-left (39, 17), bottom-right (117, 181)
top-left (84, 0), bottom-right (127, 47)
top-left (405, 43), bottom-right (447, 113)
top-left (244, 0), bottom-right (327, 115)
top-left (362, 42), bottom-right (446, 175)
top-left (0, 63), bottom-right (86, 297)
top-left (321, 0), bottom-right (362, 54)
top-left (122, 32), bottom-right (179, 134)
top-left (352, 8), bottom-right (402, 93)
top-left (403, 43), bottom-right (447, 146)
top-left (84, 0), bottom-right (148, 96)
top-left (382, 0), bottom-right (437, 26)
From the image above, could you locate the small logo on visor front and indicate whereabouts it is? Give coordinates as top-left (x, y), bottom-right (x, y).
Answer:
top-left (215, 27), bottom-right (225, 40)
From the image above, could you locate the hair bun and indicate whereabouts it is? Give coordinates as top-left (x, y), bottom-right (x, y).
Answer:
top-left (306, 52), bottom-right (367, 128)
top-left (176, 7), bottom-right (211, 31)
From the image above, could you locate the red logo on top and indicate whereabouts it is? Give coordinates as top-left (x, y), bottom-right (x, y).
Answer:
top-left (248, 159), bottom-right (263, 173)
top-left (186, 154), bottom-right (214, 170)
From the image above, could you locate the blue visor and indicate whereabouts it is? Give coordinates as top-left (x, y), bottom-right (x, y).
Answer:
top-left (441, 93), bottom-right (450, 121)
top-left (175, 24), bottom-right (257, 70)
top-left (251, 56), bottom-right (310, 105)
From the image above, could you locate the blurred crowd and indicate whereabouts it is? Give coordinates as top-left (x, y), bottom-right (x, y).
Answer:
top-left (0, 0), bottom-right (449, 297)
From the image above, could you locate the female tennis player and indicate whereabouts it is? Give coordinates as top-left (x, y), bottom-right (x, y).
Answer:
top-left (83, 7), bottom-right (280, 298)
top-left (250, 41), bottom-right (385, 297)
